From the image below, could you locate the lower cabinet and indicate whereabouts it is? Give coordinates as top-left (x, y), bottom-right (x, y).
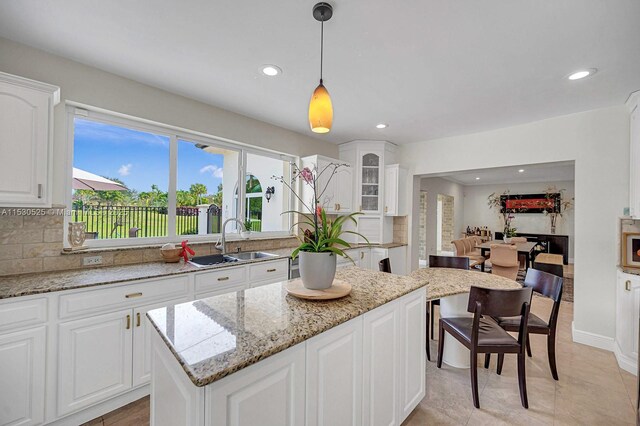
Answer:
top-left (57, 309), bottom-right (134, 417)
top-left (0, 326), bottom-right (46, 426)
top-left (204, 344), bottom-right (306, 426)
top-left (399, 289), bottom-right (427, 419)
top-left (615, 270), bottom-right (640, 374)
top-left (306, 318), bottom-right (363, 426)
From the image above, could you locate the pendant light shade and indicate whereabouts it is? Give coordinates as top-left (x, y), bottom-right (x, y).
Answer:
top-left (309, 80), bottom-right (333, 133)
top-left (309, 3), bottom-right (333, 134)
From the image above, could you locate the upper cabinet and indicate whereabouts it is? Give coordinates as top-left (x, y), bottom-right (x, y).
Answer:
top-left (301, 155), bottom-right (353, 215)
top-left (360, 151), bottom-right (382, 213)
top-left (384, 164), bottom-right (408, 216)
top-left (629, 91), bottom-right (640, 218)
top-left (0, 72), bottom-right (60, 207)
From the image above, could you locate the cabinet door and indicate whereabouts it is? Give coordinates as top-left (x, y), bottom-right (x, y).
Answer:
top-left (336, 165), bottom-right (353, 213)
top-left (0, 326), bottom-right (46, 426)
top-left (370, 248), bottom-right (388, 273)
top-left (617, 271), bottom-right (640, 364)
top-left (359, 152), bottom-right (382, 213)
top-left (384, 166), bottom-right (398, 216)
top-left (631, 105), bottom-right (640, 217)
top-left (206, 344), bottom-right (305, 426)
top-left (306, 317), bottom-right (363, 426)
top-left (57, 309), bottom-right (133, 416)
top-left (0, 80), bottom-right (51, 206)
top-left (388, 246), bottom-right (407, 276)
top-left (359, 248), bottom-right (371, 270)
top-left (399, 289), bottom-right (426, 420)
top-left (133, 298), bottom-right (190, 387)
top-left (363, 302), bottom-right (400, 426)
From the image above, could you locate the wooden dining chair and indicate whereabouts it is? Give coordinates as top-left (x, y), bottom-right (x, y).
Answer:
top-left (437, 286), bottom-right (533, 408)
top-left (510, 237), bottom-right (528, 268)
top-left (490, 244), bottom-right (519, 280)
top-left (488, 268), bottom-right (564, 380)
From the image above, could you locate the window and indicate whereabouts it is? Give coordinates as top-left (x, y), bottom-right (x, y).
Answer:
top-left (67, 107), bottom-right (294, 247)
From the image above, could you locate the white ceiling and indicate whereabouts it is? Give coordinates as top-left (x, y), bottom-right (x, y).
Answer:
top-left (435, 161), bottom-right (575, 186)
top-left (0, 1), bottom-right (638, 145)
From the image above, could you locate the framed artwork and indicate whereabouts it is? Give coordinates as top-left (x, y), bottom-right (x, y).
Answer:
top-left (622, 232), bottom-right (640, 269)
top-left (500, 193), bottom-right (560, 214)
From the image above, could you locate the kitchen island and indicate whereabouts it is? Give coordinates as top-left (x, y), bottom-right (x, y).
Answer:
top-left (147, 267), bottom-right (427, 426)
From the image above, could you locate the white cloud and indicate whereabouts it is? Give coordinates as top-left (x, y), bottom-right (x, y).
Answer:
top-left (200, 164), bottom-right (223, 179)
top-left (118, 163), bottom-right (133, 177)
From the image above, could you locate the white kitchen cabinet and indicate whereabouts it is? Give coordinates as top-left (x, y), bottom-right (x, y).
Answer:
top-left (629, 92), bottom-right (640, 218)
top-left (0, 326), bottom-right (46, 426)
top-left (399, 290), bottom-right (427, 418)
top-left (57, 309), bottom-right (133, 416)
top-left (362, 302), bottom-right (400, 426)
top-left (301, 155), bottom-right (353, 214)
top-left (306, 317), bottom-right (363, 426)
top-left (384, 164), bottom-right (408, 217)
top-left (615, 270), bottom-right (640, 374)
top-left (0, 72), bottom-right (59, 207)
top-left (205, 344), bottom-right (306, 426)
top-left (133, 297), bottom-right (190, 387)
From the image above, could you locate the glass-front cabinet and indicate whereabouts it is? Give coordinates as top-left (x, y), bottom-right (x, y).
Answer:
top-left (360, 152), bottom-right (381, 213)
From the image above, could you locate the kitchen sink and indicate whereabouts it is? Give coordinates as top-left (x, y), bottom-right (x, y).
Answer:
top-left (229, 251), bottom-right (278, 261)
top-left (189, 254), bottom-right (238, 267)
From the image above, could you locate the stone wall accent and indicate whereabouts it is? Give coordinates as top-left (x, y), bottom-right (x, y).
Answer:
top-left (0, 207), bottom-right (298, 276)
top-left (419, 192), bottom-right (427, 261)
top-left (438, 194), bottom-right (455, 252)
top-left (392, 216), bottom-right (408, 245)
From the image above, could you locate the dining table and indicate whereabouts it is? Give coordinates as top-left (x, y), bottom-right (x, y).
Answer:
top-left (411, 267), bottom-right (521, 368)
top-left (477, 240), bottom-right (537, 272)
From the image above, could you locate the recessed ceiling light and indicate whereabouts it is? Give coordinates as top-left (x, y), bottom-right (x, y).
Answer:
top-left (376, 123), bottom-right (388, 129)
top-left (518, 169), bottom-right (525, 173)
top-left (475, 177), bottom-right (480, 180)
top-left (567, 68), bottom-right (596, 81)
top-left (261, 65), bottom-right (282, 76)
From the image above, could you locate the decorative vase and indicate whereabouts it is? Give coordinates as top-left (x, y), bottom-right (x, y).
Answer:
top-left (240, 230), bottom-right (251, 239)
top-left (67, 222), bottom-right (87, 250)
top-left (503, 235), bottom-right (512, 244)
top-left (550, 225), bottom-right (556, 235)
top-left (299, 251), bottom-right (337, 290)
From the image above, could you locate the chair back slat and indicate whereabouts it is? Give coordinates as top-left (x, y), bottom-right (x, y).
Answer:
top-left (466, 286), bottom-right (533, 317)
top-left (532, 262), bottom-right (564, 279)
top-left (429, 255), bottom-right (469, 270)
top-left (523, 268), bottom-right (563, 302)
top-left (379, 258), bottom-right (391, 273)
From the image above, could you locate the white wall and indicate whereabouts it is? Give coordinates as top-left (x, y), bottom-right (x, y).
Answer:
top-left (0, 37), bottom-right (338, 205)
top-left (401, 105), bottom-right (629, 346)
top-left (419, 177), bottom-right (465, 257)
top-left (462, 180), bottom-right (575, 259)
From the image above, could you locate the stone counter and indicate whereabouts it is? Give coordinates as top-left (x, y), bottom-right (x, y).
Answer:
top-left (146, 267), bottom-right (424, 387)
top-left (412, 267), bottom-right (522, 301)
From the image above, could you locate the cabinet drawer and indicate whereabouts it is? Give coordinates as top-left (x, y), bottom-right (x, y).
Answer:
top-left (195, 266), bottom-right (246, 294)
top-left (59, 275), bottom-right (190, 319)
top-left (248, 259), bottom-right (288, 286)
top-left (0, 297), bottom-right (47, 333)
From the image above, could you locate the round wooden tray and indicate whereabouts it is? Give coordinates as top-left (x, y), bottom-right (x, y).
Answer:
top-left (285, 279), bottom-right (352, 300)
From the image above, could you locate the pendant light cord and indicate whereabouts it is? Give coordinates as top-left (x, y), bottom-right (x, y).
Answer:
top-left (320, 16), bottom-right (324, 83)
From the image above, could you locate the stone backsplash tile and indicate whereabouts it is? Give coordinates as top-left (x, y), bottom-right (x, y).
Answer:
top-left (0, 244), bottom-right (23, 261)
top-left (22, 242), bottom-right (64, 258)
top-left (0, 228), bottom-right (43, 245)
top-left (0, 258), bottom-right (43, 275)
top-left (44, 228), bottom-right (64, 243)
top-left (0, 215), bottom-right (23, 229)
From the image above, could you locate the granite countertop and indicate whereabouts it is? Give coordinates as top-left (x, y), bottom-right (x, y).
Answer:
top-left (411, 267), bottom-right (522, 301)
top-left (146, 267), bottom-right (425, 387)
top-left (0, 248), bottom-right (296, 299)
top-left (0, 243), bottom-right (408, 300)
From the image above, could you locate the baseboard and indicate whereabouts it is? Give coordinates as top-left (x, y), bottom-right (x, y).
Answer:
top-left (571, 321), bottom-right (615, 351)
top-left (45, 385), bottom-right (149, 425)
top-left (614, 341), bottom-right (638, 376)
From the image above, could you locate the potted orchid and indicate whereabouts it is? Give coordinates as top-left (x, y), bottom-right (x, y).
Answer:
top-left (274, 162), bottom-right (368, 290)
top-left (488, 191), bottom-right (519, 243)
top-left (541, 186), bottom-right (574, 234)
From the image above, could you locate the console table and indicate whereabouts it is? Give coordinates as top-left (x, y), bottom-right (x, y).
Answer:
top-left (495, 232), bottom-right (569, 264)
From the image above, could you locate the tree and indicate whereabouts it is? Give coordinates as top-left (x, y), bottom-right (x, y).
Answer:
top-left (211, 183), bottom-right (223, 207)
top-left (176, 190), bottom-right (195, 207)
top-left (189, 183), bottom-right (208, 205)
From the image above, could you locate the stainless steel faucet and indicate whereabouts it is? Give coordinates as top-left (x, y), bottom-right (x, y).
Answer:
top-left (217, 218), bottom-right (244, 254)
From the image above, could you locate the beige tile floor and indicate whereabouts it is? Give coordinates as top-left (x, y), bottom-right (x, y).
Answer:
top-left (403, 298), bottom-right (638, 425)
top-left (86, 297), bottom-right (636, 426)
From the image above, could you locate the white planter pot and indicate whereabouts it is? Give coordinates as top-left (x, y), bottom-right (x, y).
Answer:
top-left (241, 231), bottom-right (251, 239)
top-left (299, 251), bottom-right (337, 290)
top-left (503, 236), bottom-right (512, 244)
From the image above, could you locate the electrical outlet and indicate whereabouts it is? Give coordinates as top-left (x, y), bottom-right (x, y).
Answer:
top-left (83, 256), bottom-right (103, 266)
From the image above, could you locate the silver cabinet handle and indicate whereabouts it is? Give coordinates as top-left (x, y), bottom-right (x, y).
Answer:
top-left (218, 276), bottom-right (230, 281)
top-left (125, 292), bottom-right (143, 299)
top-left (626, 280), bottom-right (632, 291)
top-left (37, 184), bottom-right (43, 199)
top-left (267, 268), bottom-right (277, 272)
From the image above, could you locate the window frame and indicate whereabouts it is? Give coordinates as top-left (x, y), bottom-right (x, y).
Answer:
top-left (64, 102), bottom-right (296, 249)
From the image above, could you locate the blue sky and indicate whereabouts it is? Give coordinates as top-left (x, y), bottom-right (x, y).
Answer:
top-left (74, 118), bottom-right (224, 194)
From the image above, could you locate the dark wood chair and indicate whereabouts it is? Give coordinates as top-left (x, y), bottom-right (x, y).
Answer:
top-left (437, 286), bottom-right (533, 409)
top-left (488, 268), bottom-right (564, 380)
top-left (378, 258), bottom-right (391, 273)
top-left (428, 255), bottom-right (470, 341)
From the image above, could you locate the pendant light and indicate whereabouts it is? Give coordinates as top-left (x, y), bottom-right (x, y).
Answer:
top-left (309, 2), bottom-right (333, 134)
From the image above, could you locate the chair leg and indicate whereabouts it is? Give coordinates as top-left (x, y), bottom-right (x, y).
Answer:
top-left (470, 350), bottom-right (480, 408)
top-left (547, 332), bottom-right (559, 380)
top-left (425, 306), bottom-right (431, 362)
top-left (497, 353), bottom-right (504, 375)
top-left (526, 335), bottom-right (532, 358)
top-left (517, 353), bottom-right (529, 409)
top-left (484, 353), bottom-right (491, 369)
top-left (430, 302), bottom-right (435, 339)
top-left (437, 321), bottom-right (445, 368)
